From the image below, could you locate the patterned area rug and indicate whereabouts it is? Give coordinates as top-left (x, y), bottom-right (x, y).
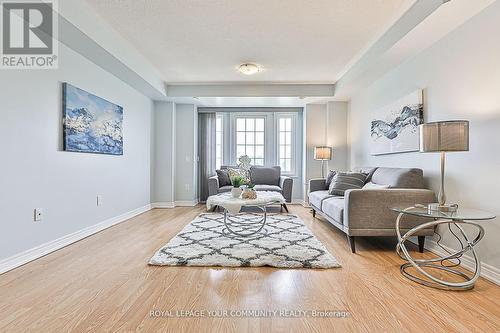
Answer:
top-left (149, 213), bottom-right (340, 269)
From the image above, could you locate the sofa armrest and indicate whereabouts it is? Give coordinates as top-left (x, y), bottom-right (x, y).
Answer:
top-left (309, 178), bottom-right (327, 193)
top-left (344, 189), bottom-right (436, 230)
top-left (208, 175), bottom-right (219, 197)
top-left (280, 176), bottom-right (293, 203)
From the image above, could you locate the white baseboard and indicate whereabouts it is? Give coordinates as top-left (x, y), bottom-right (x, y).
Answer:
top-left (151, 202), bottom-right (175, 208)
top-left (290, 199), bottom-right (306, 206)
top-left (151, 200), bottom-right (198, 208)
top-left (0, 204), bottom-right (152, 275)
top-left (414, 238), bottom-right (500, 286)
top-left (174, 200), bottom-right (199, 207)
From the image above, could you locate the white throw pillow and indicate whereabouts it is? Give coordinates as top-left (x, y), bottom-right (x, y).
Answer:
top-left (362, 182), bottom-right (390, 190)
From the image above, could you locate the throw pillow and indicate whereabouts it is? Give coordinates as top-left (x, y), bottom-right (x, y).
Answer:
top-left (365, 167), bottom-right (378, 183)
top-left (362, 182), bottom-right (390, 190)
top-left (328, 172), bottom-right (367, 196)
top-left (227, 167), bottom-right (250, 184)
top-left (216, 169), bottom-right (231, 187)
top-left (325, 170), bottom-right (336, 188)
top-left (249, 166), bottom-right (281, 185)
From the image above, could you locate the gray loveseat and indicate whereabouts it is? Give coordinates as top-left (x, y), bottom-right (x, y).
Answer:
top-left (208, 166), bottom-right (293, 204)
top-left (308, 167), bottom-right (436, 253)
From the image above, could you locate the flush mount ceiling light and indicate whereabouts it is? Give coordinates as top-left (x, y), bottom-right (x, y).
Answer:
top-left (238, 63), bottom-right (260, 75)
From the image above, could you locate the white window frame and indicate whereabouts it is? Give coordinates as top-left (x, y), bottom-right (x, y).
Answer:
top-left (232, 115), bottom-right (267, 166)
top-left (214, 110), bottom-right (301, 178)
top-left (275, 112), bottom-right (298, 176)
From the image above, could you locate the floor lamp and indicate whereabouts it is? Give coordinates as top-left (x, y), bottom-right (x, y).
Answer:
top-left (314, 146), bottom-right (332, 178)
top-left (419, 120), bottom-right (469, 212)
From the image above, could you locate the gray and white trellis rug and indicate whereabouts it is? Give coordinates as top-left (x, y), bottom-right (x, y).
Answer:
top-left (149, 213), bottom-right (340, 269)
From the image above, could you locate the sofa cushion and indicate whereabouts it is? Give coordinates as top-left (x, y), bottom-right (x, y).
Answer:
top-left (371, 167), bottom-right (424, 189)
top-left (322, 197), bottom-right (344, 224)
top-left (216, 169), bottom-right (231, 187)
top-left (219, 185), bottom-right (232, 193)
top-left (328, 172), bottom-right (367, 196)
top-left (254, 185), bottom-right (281, 192)
top-left (250, 166), bottom-right (281, 185)
top-left (308, 190), bottom-right (333, 210)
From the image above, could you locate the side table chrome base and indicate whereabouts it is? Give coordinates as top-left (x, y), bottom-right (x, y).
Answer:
top-left (396, 209), bottom-right (485, 291)
top-left (400, 262), bottom-right (473, 290)
top-left (223, 206), bottom-right (268, 237)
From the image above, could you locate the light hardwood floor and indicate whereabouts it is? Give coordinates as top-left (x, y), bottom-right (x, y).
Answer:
top-left (1, 205), bottom-right (499, 332)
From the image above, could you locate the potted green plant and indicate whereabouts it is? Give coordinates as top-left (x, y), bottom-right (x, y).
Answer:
top-left (230, 176), bottom-right (245, 198)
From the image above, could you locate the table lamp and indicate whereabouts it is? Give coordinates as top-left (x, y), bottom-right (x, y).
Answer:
top-left (314, 146), bottom-right (332, 178)
top-left (419, 120), bottom-right (469, 212)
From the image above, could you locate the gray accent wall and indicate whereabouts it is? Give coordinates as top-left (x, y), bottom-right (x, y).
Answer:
top-left (152, 101), bottom-right (176, 204)
top-left (152, 102), bottom-right (199, 205)
top-left (174, 104), bottom-right (198, 203)
top-left (0, 43), bottom-right (153, 260)
top-left (303, 102), bottom-right (348, 203)
top-left (348, 1), bottom-right (500, 270)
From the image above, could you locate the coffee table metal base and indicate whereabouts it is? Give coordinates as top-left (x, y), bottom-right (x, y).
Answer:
top-left (223, 206), bottom-right (268, 237)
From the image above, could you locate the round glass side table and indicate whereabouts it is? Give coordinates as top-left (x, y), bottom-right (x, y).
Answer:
top-left (391, 205), bottom-right (495, 290)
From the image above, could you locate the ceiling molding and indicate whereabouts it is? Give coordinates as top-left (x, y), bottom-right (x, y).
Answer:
top-left (334, 0), bottom-right (446, 98)
top-left (51, 0), bottom-right (494, 107)
top-left (165, 84), bottom-right (335, 98)
top-left (58, 15), bottom-right (166, 100)
top-left (50, 0), bottom-right (168, 100)
top-left (334, 0), bottom-right (495, 100)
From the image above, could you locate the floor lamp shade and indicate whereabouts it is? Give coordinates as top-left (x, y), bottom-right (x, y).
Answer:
top-left (314, 146), bottom-right (332, 178)
top-left (314, 146), bottom-right (332, 160)
top-left (420, 121), bottom-right (469, 152)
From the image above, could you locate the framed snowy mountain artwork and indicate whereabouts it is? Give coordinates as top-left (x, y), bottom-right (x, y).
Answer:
top-left (62, 83), bottom-right (123, 155)
top-left (370, 90), bottom-right (423, 155)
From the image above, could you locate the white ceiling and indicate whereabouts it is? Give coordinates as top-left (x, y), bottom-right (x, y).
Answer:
top-left (85, 0), bottom-right (413, 83)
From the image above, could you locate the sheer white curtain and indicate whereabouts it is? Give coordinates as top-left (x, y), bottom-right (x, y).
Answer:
top-left (198, 112), bottom-right (217, 201)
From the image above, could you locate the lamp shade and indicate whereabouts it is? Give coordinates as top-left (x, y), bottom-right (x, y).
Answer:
top-left (419, 120), bottom-right (469, 152)
top-left (314, 146), bottom-right (332, 160)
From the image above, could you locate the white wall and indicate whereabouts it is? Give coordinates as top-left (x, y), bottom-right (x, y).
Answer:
top-left (348, 2), bottom-right (500, 269)
top-left (175, 104), bottom-right (198, 204)
top-left (0, 43), bottom-right (153, 260)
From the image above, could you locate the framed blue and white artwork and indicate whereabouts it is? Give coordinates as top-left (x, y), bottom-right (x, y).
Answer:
top-left (370, 90), bottom-right (423, 155)
top-left (63, 83), bottom-right (123, 155)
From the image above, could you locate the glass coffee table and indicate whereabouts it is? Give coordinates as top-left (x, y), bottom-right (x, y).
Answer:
top-left (206, 191), bottom-right (286, 237)
top-left (392, 205), bottom-right (495, 290)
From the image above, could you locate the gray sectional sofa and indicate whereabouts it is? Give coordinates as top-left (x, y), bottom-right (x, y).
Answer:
top-left (208, 166), bottom-right (293, 203)
top-left (308, 167), bottom-right (436, 253)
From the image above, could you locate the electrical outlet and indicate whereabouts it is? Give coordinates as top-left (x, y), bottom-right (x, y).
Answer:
top-left (97, 195), bottom-right (103, 206)
top-left (34, 208), bottom-right (43, 222)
